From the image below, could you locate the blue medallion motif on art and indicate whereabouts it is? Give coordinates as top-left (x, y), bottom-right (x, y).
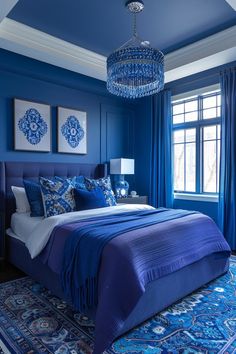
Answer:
top-left (0, 258), bottom-right (235, 354)
top-left (61, 116), bottom-right (85, 148)
top-left (18, 108), bottom-right (48, 145)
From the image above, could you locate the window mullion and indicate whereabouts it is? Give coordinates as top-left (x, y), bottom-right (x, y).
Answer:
top-left (196, 97), bottom-right (201, 194)
top-left (200, 95), bottom-right (204, 194)
top-left (216, 125), bottom-right (219, 192)
top-left (184, 133), bottom-right (186, 191)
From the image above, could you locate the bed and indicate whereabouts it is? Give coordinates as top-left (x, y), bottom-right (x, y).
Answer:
top-left (0, 161), bottom-right (231, 354)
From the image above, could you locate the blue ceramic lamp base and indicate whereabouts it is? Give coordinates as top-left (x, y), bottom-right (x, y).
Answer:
top-left (115, 175), bottom-right (129, 198)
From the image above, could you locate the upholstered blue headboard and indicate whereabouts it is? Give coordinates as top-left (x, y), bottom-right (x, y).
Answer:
top-left (0, 161), bottom-right (107, 255)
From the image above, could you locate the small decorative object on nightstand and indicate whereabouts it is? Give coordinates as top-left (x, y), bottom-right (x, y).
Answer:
top-left (117, 196), bottom-right (148, 204)
top-left (110, 158), bottom-right (134, 198)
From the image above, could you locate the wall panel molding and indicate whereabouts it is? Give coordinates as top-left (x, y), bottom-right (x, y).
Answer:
top-left (101, 104), bottom-right (134, 164)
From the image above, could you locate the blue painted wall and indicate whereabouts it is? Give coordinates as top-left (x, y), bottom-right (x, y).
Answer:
top-left (174, 199), bottom-right (219, 223)
top-left (134, 96), bottom-right (152, 197)
top-left (1, 47), bottom-right (235, 225)
top-left (0, 48), bottom-right (139, 258)
top-left (0, 49), bottom-right (135, 167)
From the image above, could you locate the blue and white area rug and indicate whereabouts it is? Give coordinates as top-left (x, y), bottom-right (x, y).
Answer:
top-left (0, 257), bottom-right (236, 354)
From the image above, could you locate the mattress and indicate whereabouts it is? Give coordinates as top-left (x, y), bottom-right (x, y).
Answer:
top-left (7, 212), bottom-right (43, 243)
top-left (6, 204), bottom-right (153, 254)
top-left (24, 204), bottom-right (154, 258)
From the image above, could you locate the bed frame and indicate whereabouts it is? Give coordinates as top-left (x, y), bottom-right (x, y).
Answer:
top-left (0, 161), bottom-right (229, 351)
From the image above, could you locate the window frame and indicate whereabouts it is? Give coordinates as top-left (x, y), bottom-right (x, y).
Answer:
top-left (172, 91), bottom-right (221, 196)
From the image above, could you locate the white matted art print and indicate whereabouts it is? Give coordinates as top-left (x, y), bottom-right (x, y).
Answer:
top-left (57, 107), bottom-right (87, 154)
top-left (14, 98), bottom-right (51, 152)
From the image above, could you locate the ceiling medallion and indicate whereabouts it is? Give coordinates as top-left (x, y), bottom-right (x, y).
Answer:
top-left (126, 0), bottom-right (144, 13)
top-left (106, 0), bottom-right (164, 99)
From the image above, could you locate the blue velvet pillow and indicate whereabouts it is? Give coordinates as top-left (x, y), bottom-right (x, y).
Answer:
top-left (23, 180), bottom-right (44, 217)
top-left (74, 187), bottom-right (107, 211)
top-left (84, 176), bottom-right (117, 206)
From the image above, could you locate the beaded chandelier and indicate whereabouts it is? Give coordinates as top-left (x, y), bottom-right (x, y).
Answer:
top-left (107, 0), bottom-right (164, 99)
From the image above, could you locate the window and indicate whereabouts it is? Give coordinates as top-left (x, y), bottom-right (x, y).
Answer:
top-left (172, 89), bottom-right (221, 196)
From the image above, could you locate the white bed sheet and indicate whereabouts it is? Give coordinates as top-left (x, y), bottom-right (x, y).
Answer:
top-left (7, 212), bottom-right (43, 243)
top-left (23, 204), bottom-right (154, 259)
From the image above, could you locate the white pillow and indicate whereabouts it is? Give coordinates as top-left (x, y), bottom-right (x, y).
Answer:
top-left (11, 186), bottom-right (31, 213)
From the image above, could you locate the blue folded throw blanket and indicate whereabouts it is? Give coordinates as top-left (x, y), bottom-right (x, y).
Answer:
top-left (61, 208), bottom-right (197, 311)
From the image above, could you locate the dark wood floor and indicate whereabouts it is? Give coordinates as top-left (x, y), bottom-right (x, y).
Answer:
top-left (0, 260), bottom-right (25, 283)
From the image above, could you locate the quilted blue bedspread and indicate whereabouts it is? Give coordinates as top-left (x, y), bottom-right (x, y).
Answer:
top-left (42, 208), bottom-right (231, 354)
top-left (61, 208), bottom-right (197, 311)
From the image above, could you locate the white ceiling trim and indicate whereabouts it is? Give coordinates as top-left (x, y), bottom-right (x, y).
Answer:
top-left (0, 0), bottom-right (18, 23)
top-left (172, 83), bottom-right (220, 102)
top-left (0, 18), bottom-right (236, 84)
top-left (165, 25), bottom-right (236, 82)
top-left (225, 0), bottom-right (236, 11)
top-left (0, 18), bottom-right (107, 81)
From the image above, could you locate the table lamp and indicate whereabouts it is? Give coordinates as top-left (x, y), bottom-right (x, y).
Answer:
top-left (110, 158), bottom-right (134, 198)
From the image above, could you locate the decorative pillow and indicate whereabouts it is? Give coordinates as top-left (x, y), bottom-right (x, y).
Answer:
top-left (11, 186), bottom-right (31, 213)
top-left (84, 176), bottom-right (117, 206)
top-left (39, 177), bottom-right (76, 217)
top-left (55, 175), bottom-right (87, 190)
top-left (23, 180), bottom-right (44, 217)
top-left (74, 187), bottom-right (107, 211)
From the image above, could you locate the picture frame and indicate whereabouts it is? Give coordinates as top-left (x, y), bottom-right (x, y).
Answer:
top-left (14, 98), bottom-right (51, 152)
top-left (57, 106), bottom-right (87, 154)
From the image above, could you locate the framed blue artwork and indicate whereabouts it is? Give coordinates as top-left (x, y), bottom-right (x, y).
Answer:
top-left (57, 106), bottom-right (87, 154)
top-left (14, 98), bottom-right (51, 152)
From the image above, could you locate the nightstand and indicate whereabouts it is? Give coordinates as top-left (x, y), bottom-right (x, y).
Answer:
top-left (117, 196), bottom-right (148, 204)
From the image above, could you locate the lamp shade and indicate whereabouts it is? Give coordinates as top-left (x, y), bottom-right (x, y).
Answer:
top-left (110, 158), bottom-right (134, 175)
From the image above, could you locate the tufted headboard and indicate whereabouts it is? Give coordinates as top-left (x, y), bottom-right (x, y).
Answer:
top-left (0, 161), bottom-right (107, 235)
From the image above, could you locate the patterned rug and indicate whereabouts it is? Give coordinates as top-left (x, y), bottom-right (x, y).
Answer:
top-left (0, 258), bottom-right (236, 354)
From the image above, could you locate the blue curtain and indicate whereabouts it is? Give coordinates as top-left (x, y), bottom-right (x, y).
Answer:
top-left (219, 68), bottom-right (236, 250)
top-left (150, 89), bottom-right (173, 208)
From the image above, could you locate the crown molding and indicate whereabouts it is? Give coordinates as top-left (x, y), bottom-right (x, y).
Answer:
top-left (165, 26), bottom-right (236, 70)
top-left (0, 1), bottom-right (18, 23)
top-left (0, 18), bottom-right (236, 84)
top-left (172, 83), bottom-right (220, 102)
top-left (0, 18), bottom-right (107, 81)
top-left (225, 0), bottom-right (236, 11)
top-left (165, 25), bottom-right (236, 82)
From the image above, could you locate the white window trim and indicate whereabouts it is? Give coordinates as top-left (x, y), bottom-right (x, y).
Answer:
top-left (174, 193), bottom-right (219, 203)
top-left (172, 84), bottom-right (220, 103)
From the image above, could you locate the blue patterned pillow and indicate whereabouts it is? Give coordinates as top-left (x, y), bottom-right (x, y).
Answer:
top-left (70, 176), bottom-right (87, 190)
top-left (55, 176), bottom-right (87, 190)
top-left (84, 176), bottom-right (117, 206)
top-left (40, 177), bottom-right (76, 217)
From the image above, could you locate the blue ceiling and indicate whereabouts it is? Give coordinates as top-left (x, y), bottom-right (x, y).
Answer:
top-left (8, 0), bottom-right (236, 56)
